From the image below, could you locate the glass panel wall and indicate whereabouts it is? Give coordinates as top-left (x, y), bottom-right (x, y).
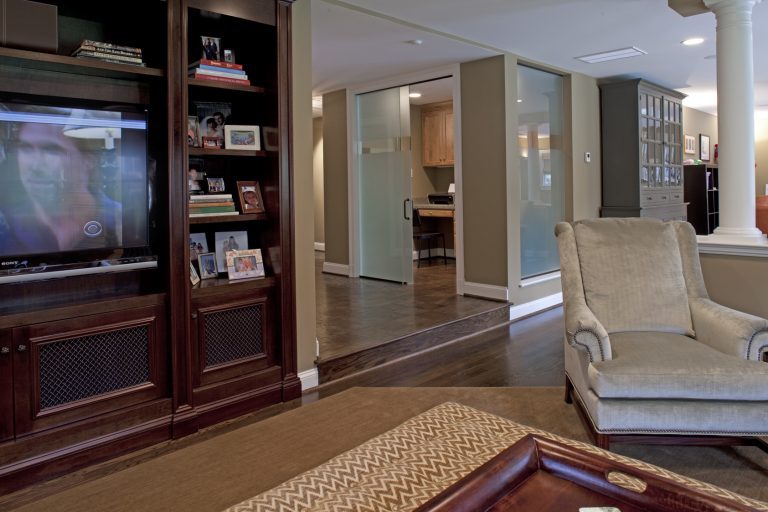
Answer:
top-left (518, 65), bottom-right (565, 279)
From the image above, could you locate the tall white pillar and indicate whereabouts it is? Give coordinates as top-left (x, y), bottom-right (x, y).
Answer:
top-left (704, 0), bottom-right (764, 238)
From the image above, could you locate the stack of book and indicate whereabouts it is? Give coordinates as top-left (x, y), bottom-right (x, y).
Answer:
top-left (188, 59), bottom-right (249, 85)
top-left (189, 194), bottom-right (238, 218)
top-left (71, 39), bottom-right (144, 66)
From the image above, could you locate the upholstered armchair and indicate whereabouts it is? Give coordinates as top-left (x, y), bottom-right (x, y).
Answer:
top-left (555, 217), bottom-right (768, 450)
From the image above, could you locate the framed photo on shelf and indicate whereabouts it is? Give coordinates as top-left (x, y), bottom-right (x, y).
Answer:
top-left (262, 126), bottom-right (279, 152)
top-left (201, 36), bottom-right (221, 61)
top-left (699, 134), bottom-right (711, 161)
top-left (214, 231), bottom-right (248, 273)
top-left (195, 101), bottom-right (231, 146)
top-left (224, 125), bottom-right (261, 151)
top-left (237, 181), bottom-right (265, 214)
top-left (226, 249), bottom-right (265, 281)
top-left (207, 177), bottom-right (225, 193)
top-left (223, 49), bottom-right (236, 63)
top-left (190, 263), bottom-right (201, 286)
top-left (187, 115), bottom-right (200, 147)
top-left (189, 232), bottom-right (209, 261)
top-left (202, 137), bottom-right (223, 149)
top-left (198, 252), bottom-right (218, 279)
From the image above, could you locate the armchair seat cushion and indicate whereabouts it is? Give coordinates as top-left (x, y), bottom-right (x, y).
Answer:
top-left (588, 332), bottom-right (768, 401)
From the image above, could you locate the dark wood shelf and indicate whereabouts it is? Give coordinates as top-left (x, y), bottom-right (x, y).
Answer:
top-left (187, 78), bottom-right (266, 93)
top-left (0, 46), bottom-right (164, 79)
top-left (188, 147), bottom-right (267, 157)
top-left (189, 213), bottom-right (267, 224)
top-left (191, 275), bottom-right (276, 298)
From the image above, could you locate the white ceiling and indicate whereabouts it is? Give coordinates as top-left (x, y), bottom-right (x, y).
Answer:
top-left (312, 0), bottom-right (768, 116)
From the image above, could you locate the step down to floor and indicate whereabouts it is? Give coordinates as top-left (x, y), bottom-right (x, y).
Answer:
top-left (316, 304), bottom-right (511, 384)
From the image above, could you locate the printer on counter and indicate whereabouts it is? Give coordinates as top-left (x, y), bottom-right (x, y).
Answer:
top-left (428, 183), bottom-right (455, 205)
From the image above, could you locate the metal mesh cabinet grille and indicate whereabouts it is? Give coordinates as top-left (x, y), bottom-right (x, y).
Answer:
top-left (39, 326), bottom-right (150, 410)
top-left (203, 303), bottom-right (264, 367)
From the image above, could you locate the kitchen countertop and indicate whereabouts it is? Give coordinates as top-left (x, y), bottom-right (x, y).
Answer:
top-left (413, 202), bottom-right (455, 210)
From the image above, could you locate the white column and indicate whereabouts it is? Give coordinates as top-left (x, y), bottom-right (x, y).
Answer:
top-left (704, 0), bottom-right (764, 238)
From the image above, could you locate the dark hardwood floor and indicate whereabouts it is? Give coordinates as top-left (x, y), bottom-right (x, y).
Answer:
top-left (316, 251), bottom-right (503, 360)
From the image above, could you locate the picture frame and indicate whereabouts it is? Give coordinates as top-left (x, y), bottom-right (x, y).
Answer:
top-left (214, 231), bottom-right (248, 273)
top-left (207, 177), bottom-right (225, 193)
top-left (226, 248), bottom-right (265, 281)
top-left (187, 115), bottom-right (200, 147)
top-left (190, 263), bottom-right (201, 286)
top-left (189, 232), bottom-right (209, 261)
top-left (201, 35), bottom-right (221, 61)
top-left (684, 134), bottom-right (696, 155)
top-left (195, 101), bottom-right (231, 146)
top-left (262, 126), bottom-right (279, 152)
top-left (198, 252), bottom-right (218, 279)
top-left (202, 136), bottom-right (223, 149)
top-left (699, 134), bottom-right (711, 161)
top-left (223, 49), bottom-right (236, 63)
top-left (236, 181), bottom-right (265, 214)
top-left (224, 125), bottom-right (261, 151)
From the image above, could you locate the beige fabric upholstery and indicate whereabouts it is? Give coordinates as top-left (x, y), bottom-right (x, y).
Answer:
top-left (572, 218), bottom-right (694, 336)
top-left (588, 332), bottom-right (768, 400)
top-left (556, 218), bottom-right (768, 437)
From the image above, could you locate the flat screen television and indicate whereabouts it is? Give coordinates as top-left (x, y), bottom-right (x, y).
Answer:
top-left (0, 95), bottom-right (157, 282)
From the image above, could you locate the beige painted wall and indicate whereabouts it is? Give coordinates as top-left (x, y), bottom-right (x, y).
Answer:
top-left (291, 0), bottom-right (315, 373)
top-left (313, 117), bottom-right (325, 244)
top-left (322, 89), bottom-right (349, 265)
top-left (460, 55), bottom-right (509, 288)
top-left (756, 115), bottom-right (768, 195)
top-left (700, 253), bottom-right (768, 319)
top-left (682, 106), bottom-right (718, 162)
top-left (568, 73), bottom-right (602, 221)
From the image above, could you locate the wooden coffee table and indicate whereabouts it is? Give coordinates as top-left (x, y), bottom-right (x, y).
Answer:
top-left (417, 434), bottom-right (756, 512)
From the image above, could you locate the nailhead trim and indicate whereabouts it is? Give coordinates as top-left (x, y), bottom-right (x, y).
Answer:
top-left (746, 329), bottom-right (768, 361)
top-left (569, 327), bottom-right (604, 362)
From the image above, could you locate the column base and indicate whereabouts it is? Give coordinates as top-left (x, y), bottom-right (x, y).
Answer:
top-left (713, 226), bottom-right (766, 239)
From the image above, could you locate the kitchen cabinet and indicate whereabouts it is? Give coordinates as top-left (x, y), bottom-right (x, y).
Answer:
top-left (422, 102), bottom-right (454, 167)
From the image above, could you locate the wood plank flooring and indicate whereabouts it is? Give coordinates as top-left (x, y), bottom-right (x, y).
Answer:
top-left (316, 252), bottom-right (503, 360)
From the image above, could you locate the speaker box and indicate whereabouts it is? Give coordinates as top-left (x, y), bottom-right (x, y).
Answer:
top-left (1, 0), bottom-right (58, 53)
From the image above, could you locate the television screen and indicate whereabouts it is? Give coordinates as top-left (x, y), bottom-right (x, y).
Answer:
top-left (0, 99), bottom-right (149, 264)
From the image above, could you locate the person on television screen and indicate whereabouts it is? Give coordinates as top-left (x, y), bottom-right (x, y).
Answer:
top-left (0, 114), bottom-right (121, 255)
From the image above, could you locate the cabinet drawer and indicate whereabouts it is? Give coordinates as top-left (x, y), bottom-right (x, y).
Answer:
top-left (641, 203), bottom-right (688, 221)
top-left (418, 208), bottom-right (454, 218)
top-left (640, 190), bottom-right (673, 206)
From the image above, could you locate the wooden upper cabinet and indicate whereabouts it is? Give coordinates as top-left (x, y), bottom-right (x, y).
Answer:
top-left (421, 102), bottom-right (454, 167)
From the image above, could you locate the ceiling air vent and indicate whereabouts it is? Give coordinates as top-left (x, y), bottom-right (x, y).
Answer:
top-left (576, 47), bottom-right (647, 64)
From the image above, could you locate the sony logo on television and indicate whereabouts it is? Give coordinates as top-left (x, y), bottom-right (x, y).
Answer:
top-left (1, 261), bottom-right (19, 267)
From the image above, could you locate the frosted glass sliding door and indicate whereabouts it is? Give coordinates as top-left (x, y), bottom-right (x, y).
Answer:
top-left (518, 65), bottom-right (564, 279)
top-left (357, 86), bottom-right (413, 284)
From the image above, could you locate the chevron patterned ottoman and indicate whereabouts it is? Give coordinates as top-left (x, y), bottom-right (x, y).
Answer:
top-left (223, 402), bottom-right (768, 511)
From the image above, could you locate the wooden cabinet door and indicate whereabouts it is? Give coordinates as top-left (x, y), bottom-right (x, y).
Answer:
top-left (443, 109), bottom-right (454, 165)
top-left (422, 109), bottom-right (444, 166)
top-left (12, 305), bottom-right (167, 437)
top-left (0, 330), bottom-right (13, 441)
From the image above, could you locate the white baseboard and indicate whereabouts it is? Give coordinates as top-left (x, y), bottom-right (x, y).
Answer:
top-left (314, 242), bottom-right (326, 252)
top-left (322, 262), bottom-right (349, 276)
top-left (298, 368), bottom-right (319, 391)
top-left (463, 282), bottom-right (509, 301)
top-left (509, 292), bottom-right (563, 321)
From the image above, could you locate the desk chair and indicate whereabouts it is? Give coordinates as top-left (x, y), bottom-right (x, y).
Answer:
top-left (412, 210), bottom-right (447, 267)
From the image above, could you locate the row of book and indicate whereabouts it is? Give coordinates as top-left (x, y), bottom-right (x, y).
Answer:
top-left (71, 39), bottom-right (145, 67)
top-left (188, 59), bottom-right (250, 85)
top-left (189, 193), bottom-right (239, 218)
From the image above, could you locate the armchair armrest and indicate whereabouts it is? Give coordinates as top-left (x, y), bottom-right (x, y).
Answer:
top-left (690, 297), bottom-right (768, 361)
top-left (565, 302), bottom-right (612, 362)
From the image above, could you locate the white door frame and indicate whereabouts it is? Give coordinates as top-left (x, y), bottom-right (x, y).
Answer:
top-left (345, 64), bottom-right (466, 295)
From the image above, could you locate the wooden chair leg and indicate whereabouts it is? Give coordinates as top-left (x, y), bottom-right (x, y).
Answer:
top-left (564, 375), bottom-right (573, 404)
top-left (441, 234), bottom-right (447, 265)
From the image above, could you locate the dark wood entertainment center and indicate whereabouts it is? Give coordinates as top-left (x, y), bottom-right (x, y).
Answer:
top-left (0, 0), bottom-right (297, 493)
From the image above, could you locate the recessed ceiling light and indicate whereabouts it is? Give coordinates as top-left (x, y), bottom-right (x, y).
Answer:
top-left (409, 92), bottom-right (422, 98)
top-left (405, 39), bottom-right (423, 45)
top-left (517, 99), bottom-right (522, 103)
top-left (575, 46), bottom-right (647, 64)
top-left (682, 37), bottom-right (705, 46)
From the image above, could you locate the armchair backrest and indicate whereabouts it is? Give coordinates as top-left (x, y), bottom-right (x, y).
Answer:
top-left (555, 218), bottom-right (705, 336)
